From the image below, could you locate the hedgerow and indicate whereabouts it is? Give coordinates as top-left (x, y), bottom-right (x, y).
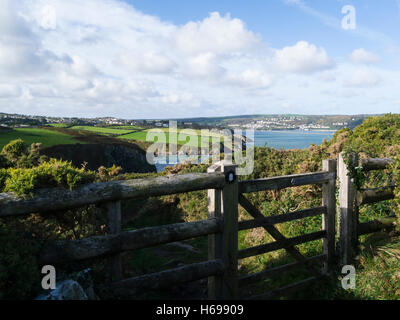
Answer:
top-left (0, 139), bottom-right (122, 300)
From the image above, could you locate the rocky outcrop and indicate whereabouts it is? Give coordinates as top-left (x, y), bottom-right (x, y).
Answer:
top-left (35, 280), bottom-right (89, 300)
top-left (41, 143), bottom-right (156, 173)
top-left (35, 268), bottom-right (99, 300)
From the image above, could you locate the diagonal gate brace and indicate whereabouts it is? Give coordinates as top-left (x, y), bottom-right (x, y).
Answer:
top-left (238, 194), bottom-right (323, 278)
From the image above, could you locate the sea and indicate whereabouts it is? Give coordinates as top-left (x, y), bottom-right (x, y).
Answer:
top-left (251, 130), bottom-right (335, 149)
top-left (154, 130), bottom-right (336, 172)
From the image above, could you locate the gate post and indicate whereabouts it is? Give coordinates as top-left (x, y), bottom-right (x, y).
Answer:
top-left (338, 152), bottom-right (358, 266)
top-left (106, 200), bottom-right (122, 282)
top-left (207, 161), bottom-right (238, 300)
top-left (322, 159), bottom-right (337, 274)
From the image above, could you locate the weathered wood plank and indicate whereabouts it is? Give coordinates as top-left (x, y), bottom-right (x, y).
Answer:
top-left (238, 206), bottom-right (326, 231)
top-left (239, 171), bottom-right (335, 194)
top-left (322, 159), bottom-right (337, 274)
top-left (238, 254), bottom-right (326, 288)
top-left (106, 201), bottom-right (122, 282)
top-left (39, 218), bottom-right (222, 264)
top-left (238, 230), bottom-right (326, 260)
top-left (110, 260), bottom-right (225, 297)
top-left (207, 164), bottom-right (223, 300)
top-left (360, 158), bottom-right (394, 171)
top-left (357, 186), bottom-right (395, 206)
top-left (338, 152), bottom-right (358, 266)
top-left (0, 172), bottom-right (226, 217)
top-left (358, 216), bottom-right (397, 236)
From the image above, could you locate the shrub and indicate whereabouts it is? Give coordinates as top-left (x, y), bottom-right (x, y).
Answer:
top-left (0, 219), bottom-right (41, 300)
top-left (0, 154), bottom-right (11, 169)
top-left (1, 139), bottom-right (28, 163)
top-left (2, 159), bottom-right (97, 196)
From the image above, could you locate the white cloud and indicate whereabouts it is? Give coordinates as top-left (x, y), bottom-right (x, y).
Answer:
top-left (345, 68), bottom-right (381, 87)
top-left (70, 56), bottom-right (99, 77)
top-left (184, 52), bottom-right (225, 78)
top-left (0, 0), bottom-right (51, 76)
top-left (349, 49), bottom-right (380, 65)
top-left (37, 5), bottom-right (57, 30)
top-left (318, 72), bottom-right (336, 82)
top-left (120, 51), bottom-right (176, 74)
top-left (0, 84), bottom-right (21, 98)
top-left (274, 41), bottom-right (334, 74)
top-left (0, 0), bottom-right (398, 118)
top-left (58, 72), bottom-right (93, 91)
top-left (175, 12), bottom-right (258, 55)
top-left (227, 70), bottom-right (273, 89)
top-left (161, 93), bottom-right (194, 104)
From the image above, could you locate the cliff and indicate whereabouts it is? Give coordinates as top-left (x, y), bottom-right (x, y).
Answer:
top-left (41, 143), bottom-right (156, 173)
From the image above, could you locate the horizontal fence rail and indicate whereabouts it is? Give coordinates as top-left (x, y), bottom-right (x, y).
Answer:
top-left (40, 218), bottom-right (222, 264)
top-left (238, 230), bottom-right (327, 260)
top-left (239, 171), bottom-right (335, 194)
top-left (360, 158), bottom-right (394, 171)
top-left (110, 260), bottom-right (225, 297)
top-left (357, 186), bottom-right (396, 206)
top-left (238, 254), bottom-right (326, 288)
top-left (0, 172), bottom-right (226, 217)
top-left (238, 206), bottom-right (326, 231)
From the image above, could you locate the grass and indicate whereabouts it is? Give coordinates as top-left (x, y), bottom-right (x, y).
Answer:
top-left (111, 125), bottom-right (144, 130)
top-left (0, 128), bottom-right (81, 149)
top-left (48, 123), bottom-right (72, 128)
top-left (70, 126), bottom-right (137, 135)
top-left (50, 125), bottom-right (226, 148)
top-left (119, 129), bottom-right (225, 147)
top-left (351, 232), bottom-right (400, 299)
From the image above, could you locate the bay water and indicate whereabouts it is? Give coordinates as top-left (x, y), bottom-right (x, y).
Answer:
top-left (154, 130), bottom-right (335, 172)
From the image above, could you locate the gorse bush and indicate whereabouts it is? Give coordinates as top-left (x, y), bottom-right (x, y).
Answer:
top-left (0, 154), bottom-right (11, 169)
top-left (1, 159), bottom-right (97, 196)
top-left (1, 138), bottom-right (28, 162)
top-left (0, 139), bottom-right (126, 196)
top-left (0, 139), bottom-right (122, 300)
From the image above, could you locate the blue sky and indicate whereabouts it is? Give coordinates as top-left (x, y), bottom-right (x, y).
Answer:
top-left (0, 0), bottom-right (399, 118)
top-left (128, 0), bottom-right (400, 64)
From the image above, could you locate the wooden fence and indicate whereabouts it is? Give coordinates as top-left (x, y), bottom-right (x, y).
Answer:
top-left (337, 153), bottom-right (396, 266)
top-left (0, 154), bottom-right (396, 300)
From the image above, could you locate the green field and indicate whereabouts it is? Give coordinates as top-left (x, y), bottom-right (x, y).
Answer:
top-left (49, 123), bottom-right (71, 128)
top-left (70, 126), bottom-right (137, 135)
top-left (119, 129), bottom-right (224, 147)
top-left (0, 126), bottom-right (227, 150)
top-left (111, 125), bottom-right (143, 130)
top-left (0, 128), bottom-right (80, 149)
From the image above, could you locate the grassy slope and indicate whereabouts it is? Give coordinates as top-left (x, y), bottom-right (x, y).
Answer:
top-left (0, 128), bottom-right (80, 149)
top-left (68, 126), bottom-right (218, 147)
top-left (119, 131), bottom-right (215, 147)
top-left (46, 125), bottom-right (227, 148)
top-left (70, 126), bottom-right (136, 135)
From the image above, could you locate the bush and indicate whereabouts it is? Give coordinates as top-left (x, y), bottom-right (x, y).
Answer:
top-left (0, 219), bottom-right (41, 300)
top-left (1, 139), bottom-right (28, 163)
top-left (0, 154), bottom-right (11, 169)
top-left (2, 159), bottom-right (97, 196)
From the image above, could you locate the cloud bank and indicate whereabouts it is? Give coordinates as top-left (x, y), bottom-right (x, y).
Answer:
top-left (0, 0), bottom-right (397, 118)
